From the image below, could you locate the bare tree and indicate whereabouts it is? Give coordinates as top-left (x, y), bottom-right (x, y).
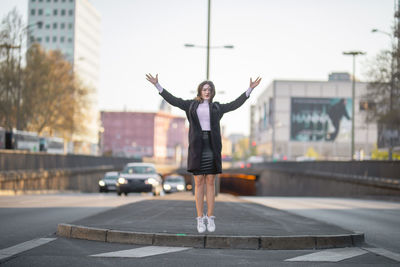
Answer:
top-left (0, 8), bottom-right (23, 130)
top-left (364, 30), bottom-right (400, 159)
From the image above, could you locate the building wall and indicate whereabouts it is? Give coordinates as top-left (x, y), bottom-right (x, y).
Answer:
top-left (252, 79), bottom-right (377, 160)
top-left (100, 111), bottom-right (188, 163)
top-left (28, 0), bottom-right (101, 145)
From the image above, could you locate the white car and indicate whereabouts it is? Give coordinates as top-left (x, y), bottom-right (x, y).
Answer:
top-left (116, 163), bottom-right (163, 196)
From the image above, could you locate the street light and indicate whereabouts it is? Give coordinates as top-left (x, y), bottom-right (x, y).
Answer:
top-left (342, 50), bottom-right (366, 160)
top-left (184, 0), bottom-right (234, 80)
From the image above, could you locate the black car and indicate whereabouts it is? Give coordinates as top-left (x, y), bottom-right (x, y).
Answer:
top-left (99, 171), bottom-right (119, 192)
top-left (116, 163), bottom-right (163, 196)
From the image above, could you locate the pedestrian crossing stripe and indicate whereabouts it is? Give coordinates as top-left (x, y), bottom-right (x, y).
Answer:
top-left (0, 238), bottom-right (57, 260)
top-left (90, 246), bottom-right (191, 258)
top-left (285, 247), bottom-right (367, 262)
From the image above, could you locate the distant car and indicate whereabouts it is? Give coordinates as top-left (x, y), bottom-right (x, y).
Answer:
top-left (116, 163), bottom-right (163, 196)
top-left (163, 175), bottom-right (186, 194)
top-left (98, 171), bottom-right (119, 192)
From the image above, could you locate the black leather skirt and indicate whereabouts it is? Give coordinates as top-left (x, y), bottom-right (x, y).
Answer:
top-left (193, 131), bottom-right (217, 175)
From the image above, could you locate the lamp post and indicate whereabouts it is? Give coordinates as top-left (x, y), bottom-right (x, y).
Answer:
top-left (343, 51), bottom-right (366, 160)
top-left (184, 0), bottom-right (234, 80)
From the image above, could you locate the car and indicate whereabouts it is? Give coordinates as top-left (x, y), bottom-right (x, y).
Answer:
top-left (163, 175), bottom-right (186, 194)
top-left (116, 163), bottom-right (163, 196)
top-left (98, 171), bottom-right (119, 192)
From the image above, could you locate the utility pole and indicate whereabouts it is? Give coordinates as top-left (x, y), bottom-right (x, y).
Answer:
top-left (206, 0), bottom-right (211, 80)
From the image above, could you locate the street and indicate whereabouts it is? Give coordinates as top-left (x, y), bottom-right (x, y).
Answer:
top-left (0, 193), bottom-right (400, 266)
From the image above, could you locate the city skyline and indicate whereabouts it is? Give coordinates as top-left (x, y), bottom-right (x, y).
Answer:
top-left (0, 0), bottom-right (394, 136)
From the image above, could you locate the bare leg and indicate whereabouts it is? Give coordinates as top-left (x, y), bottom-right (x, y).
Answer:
top-left (194, 175), bottom-right (205, 217)
top-left (205, 174), bottom-right (215, 216)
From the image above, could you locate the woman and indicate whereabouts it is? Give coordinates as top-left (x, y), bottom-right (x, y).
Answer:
top-left (146, 73), bottom-right (261, 233)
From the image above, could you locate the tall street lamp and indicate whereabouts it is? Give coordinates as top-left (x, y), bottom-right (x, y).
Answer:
top-left (184, 0), bottom-right (234, 80)
top-left (343, 50), bottom-right (366, 160)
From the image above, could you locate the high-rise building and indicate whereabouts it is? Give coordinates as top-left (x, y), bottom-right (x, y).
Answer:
top-left (27, 0), bottom-right (101, 152)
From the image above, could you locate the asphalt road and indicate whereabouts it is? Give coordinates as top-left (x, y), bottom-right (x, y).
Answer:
top-left (242, 197), bottom-right (400, 253)
top-left (0, 193), bottom-right (149, 249)
top-left (1, 193), bottom-right (400, 266)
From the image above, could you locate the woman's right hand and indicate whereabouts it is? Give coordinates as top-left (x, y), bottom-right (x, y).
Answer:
top-left (146, 73), bottom-right (158, 85)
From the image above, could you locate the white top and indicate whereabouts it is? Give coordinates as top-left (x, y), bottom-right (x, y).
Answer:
top-left (155, 83), bottom-right (253, 131)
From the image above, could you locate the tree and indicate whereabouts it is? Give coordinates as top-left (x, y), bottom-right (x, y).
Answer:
top-left (0, 8), bottom-right (91, 141)
top-left (364, 28), bottom-right (400, 160)
top-left (0, 8), bottom-right (23, 130)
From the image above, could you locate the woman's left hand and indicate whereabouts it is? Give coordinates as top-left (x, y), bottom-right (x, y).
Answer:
top-left (250, 77), bottom-right (262, 89)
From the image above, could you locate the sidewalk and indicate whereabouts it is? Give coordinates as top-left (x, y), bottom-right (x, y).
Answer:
top-left (57, 192), bottom-right (364, 250)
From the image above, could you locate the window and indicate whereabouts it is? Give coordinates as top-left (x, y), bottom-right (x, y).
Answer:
top-left (38, 23), bottom-right (43, 29)
top-left (39, 0), bottom-right (43, 2)
top-left (47, 0), bottom-right (51, 2)
top-left (37, 37), bottom-right (42, 43)
top-left (61, 9), bottom-right (66, 16)
top-left (45, 24), bottom-right (50, 29)
top-left (54, 0), bottom-right (58, 2)
top-left (68, 10), bottom-right (73, 16)
top-left (53, 22), bottom-right (57, 29)
top-left (31, 9), bottom-right (36, 16)
top-left (68, 37), bottom-right (73, 43)
top-left (62, 0), bottom-right (66, 2)
top-left (32, 0), bottom-right (36, 2)
top-left (60, 36), bottom-right (65, 43)
top-left (38, 9), bottom-right (43, 15)
top-left (30, 36), bottom-right (35, 42)
top-left (45, 36), bottom-right (50, 42)
top-left (70, 0), bottom-right (73, 2)
top-left (53, 9), bottom-right (58, 16)
top-left (60, 23), bottom-right (65, 29)
top-left (52, 36), bottom-right (57, 42)
top-left (68, 23), bottom-right (73, 30)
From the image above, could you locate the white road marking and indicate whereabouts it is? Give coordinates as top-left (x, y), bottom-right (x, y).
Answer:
top-left (0, 238), bottom-right (57, 260)
top-left (91, 246), bottom-right (191, 258)
top-left (363, 247), bottom-right (400, 262)
top-left (285, 247), bottom-right (367, 262)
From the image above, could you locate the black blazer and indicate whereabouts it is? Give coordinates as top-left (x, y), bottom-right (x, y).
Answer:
top-left (159, 88), bottom-right (249, 174)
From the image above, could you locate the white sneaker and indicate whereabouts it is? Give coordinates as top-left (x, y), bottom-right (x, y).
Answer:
top-left (207, 215), bottom-right (216, 232)
top-left (196, 216), bottom-right (206, 233)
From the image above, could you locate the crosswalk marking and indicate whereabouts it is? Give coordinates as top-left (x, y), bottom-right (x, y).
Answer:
top-left (0, 238), bottom-right (57, 260)
top-left (285, 247), bottom-right (367, 262)
top-left (90, 246), bottom-right (191, 258)
top-left (363, 247), bottom-right (400, 262)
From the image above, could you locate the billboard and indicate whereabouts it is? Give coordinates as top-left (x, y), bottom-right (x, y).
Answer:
top-left (290, 97), bottom-right (352, 142)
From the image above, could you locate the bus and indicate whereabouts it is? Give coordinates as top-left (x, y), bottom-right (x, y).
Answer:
top-left (39, 137), bottom-right (65, 154)
top-left (6, 130), bottom-right (40, 152)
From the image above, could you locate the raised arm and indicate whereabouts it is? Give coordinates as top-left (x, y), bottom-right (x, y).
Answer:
top-left (220, 77), bottom-right (262, 114)
top-left (145, 73), bottom-right (191, 111)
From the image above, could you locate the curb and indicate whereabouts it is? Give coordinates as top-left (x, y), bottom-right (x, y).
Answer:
top-left (57, 223), bottom-right (365, 250)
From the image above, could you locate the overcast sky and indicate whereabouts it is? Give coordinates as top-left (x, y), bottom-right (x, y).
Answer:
top-left (1, 0), bottom-right (395, 136)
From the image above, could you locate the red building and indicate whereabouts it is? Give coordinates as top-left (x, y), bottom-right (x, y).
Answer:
top-left (100, 111), bottom-right (188, 164)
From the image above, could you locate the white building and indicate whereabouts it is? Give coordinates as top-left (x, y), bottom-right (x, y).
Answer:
top-left (27, 0), bottom-right (101, 152)
top-left (250, 73), bottom-right (377, 161)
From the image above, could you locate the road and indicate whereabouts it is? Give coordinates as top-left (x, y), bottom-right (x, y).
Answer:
top-left (242, 197), bottom-right (400, 252)
top-left (1, 193), bottom-right (400, 266)
top-left (0, 192), bottom-right (149, 249)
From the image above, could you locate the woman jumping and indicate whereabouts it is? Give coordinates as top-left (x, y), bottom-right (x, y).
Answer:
top-left (146, 74), bottom-right (261, 233)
